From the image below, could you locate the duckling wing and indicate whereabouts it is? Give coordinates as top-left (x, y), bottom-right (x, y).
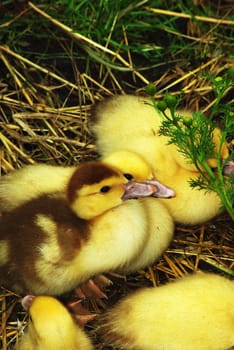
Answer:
top-left (0, 193), bottom-right (90, 295)
top-left (0, 164), bottom-right (75, 212)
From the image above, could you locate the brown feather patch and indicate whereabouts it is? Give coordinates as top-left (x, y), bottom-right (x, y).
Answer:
top-left (97, 304), bottom-right (136, 349)
top-left (0, 193), bottom-right (90, 294)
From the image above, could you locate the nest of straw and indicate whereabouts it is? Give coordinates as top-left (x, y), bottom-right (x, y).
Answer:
top-left (0, 2), bottom-right (234, 349)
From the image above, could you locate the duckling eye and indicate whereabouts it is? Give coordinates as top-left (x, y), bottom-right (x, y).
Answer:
top-left (100, 186), bottom-right (111, 193)
top-left (124, 173), bottom-right (133, 180)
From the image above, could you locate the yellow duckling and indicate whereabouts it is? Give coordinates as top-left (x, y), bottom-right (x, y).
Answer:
top-left (98, 272), bottom-right (234, 350)
top-left (0, 157), bottom-right (174, 295)
top-left (18, 295), bottom-right (93, 350)
top-left (91, 95), bottom-right (230, 224)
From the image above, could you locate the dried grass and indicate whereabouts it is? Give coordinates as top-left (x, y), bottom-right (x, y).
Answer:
top-left (0, 3), bottom-right (233, 349)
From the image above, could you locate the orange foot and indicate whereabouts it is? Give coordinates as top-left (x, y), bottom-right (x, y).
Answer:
top-left (75, 275), bottom-right (112, 299)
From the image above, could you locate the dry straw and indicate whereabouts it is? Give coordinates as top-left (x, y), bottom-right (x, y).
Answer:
top-left (0, 2), bottom-right (233, 349)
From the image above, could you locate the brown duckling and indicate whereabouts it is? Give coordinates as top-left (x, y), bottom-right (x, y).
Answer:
top-left (0, 158), bottom-right (173, 296)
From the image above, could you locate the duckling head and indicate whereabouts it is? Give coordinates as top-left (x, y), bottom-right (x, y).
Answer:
top-left (21, 295), bottom-right (92, 349)
top-left (66, 161), bottom-right (158, 220)
top-left (102, 150), bottom-right (154, 181)
top-left (22, 295), bottom-right (74, 338)
top-left (102, 150), bottom-right (175, 199)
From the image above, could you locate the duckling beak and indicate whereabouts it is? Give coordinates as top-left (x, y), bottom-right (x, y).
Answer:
top-left (222, 159), bottom-right (234, 176)
top-left (122, 181), bottom-right (171, 200)
top-left (21, 295), bottom-right (36, 311)
top-left (147, 180), bottom-right (176, 198)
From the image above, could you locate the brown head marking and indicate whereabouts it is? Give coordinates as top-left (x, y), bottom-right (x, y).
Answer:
top-left (67, 162), bottom-right (119, 204)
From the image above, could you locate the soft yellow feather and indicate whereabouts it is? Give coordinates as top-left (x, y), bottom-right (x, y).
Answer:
top-left (99, 272), bottom-right (234, 350)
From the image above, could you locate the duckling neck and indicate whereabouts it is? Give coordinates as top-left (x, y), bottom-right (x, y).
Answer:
top-left (76, 200), bottom-right (149, 276)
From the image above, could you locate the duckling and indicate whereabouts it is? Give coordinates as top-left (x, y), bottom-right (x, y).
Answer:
top-left (0, 158), bottom-right (174, 295)
top-left (98, 272), bottom-right (234, 350)
top-left (18, 295), bottom-right (93, 350)
top-left (91, 95), bottom-right (230, 224)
